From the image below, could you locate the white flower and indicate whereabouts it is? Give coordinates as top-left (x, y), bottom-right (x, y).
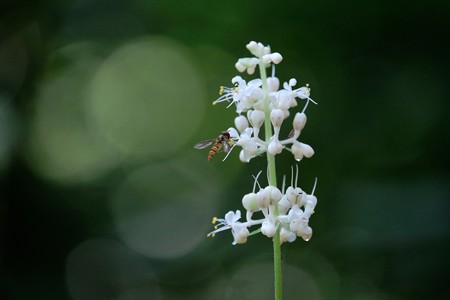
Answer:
top-left (296, 86), bottom-right (311, 99)
top-left (246, 41), bottom-right (271, 57)
top-left (206, 41), bottom-right (320, 246)
top-left (213, 76), bottom-right (264, 114)
top-left (228, 127), bottom-right (262, 163)
top-left (280, 227), bottom-right (297, 243)
top-left (296, 84), bottom-right (318, 110)
top-left (268, 139), bottom-right (283, 155)
top-left (209, 168), bottom-right (318, 245)
top-left (261, 218), bottom-right (277, 237)
top-left (262, 52), bottom-right (283, 65)
top-left (291, 141), bottom-right (314, 161)
top-left (290, 218), bottom-right (313, 241)
top-left (235, 57), bottom-right (260, 75)
top-left (231, 223), bottom-right (250, 244)
top-left (208, 210), bottom-right (249, 245)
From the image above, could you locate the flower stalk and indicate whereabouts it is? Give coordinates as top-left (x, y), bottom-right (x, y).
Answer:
top-left (258, 59), bottom-right (282, 300)
top-left (202, 41), bottom-right (319, 300)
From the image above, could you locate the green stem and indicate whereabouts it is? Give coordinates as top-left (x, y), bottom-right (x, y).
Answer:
top-left (259, 61), bottom-right (282, 300)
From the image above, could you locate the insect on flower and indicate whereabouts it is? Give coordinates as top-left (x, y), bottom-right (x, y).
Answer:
top-left (194, 131), bottom-right (235, 161)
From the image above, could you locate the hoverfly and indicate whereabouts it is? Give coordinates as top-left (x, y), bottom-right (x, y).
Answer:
top-left (194, 131), bottom-right (235, 161)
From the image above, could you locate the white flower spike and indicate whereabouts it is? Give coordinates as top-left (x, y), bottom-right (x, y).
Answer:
top-left (206, 41), bottom-right (319, 247)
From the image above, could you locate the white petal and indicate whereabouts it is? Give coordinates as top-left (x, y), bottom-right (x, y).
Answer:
top-left (225, 210), bottom-right (241, 224)
top-left (227, 127), bottom-right (239, 139)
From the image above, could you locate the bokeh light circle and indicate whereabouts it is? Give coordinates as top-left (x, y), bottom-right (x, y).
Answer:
top-left (66, 238), bottom-right (161, 300)
top-left (87, 36), bottom-right (206, 160)
top-left (111, 156), bottom-right (219, 259)
top-left (25, 43), bottom-right (119, 184)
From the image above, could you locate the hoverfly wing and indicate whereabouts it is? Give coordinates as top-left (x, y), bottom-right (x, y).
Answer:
top-left (222, 140), bottom-right (231, 153)
top-left (194, 139), bottom-right (214, 150)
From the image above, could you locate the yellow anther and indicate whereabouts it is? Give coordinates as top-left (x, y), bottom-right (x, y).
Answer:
top-left (212, 217), bottom-right (217, 224)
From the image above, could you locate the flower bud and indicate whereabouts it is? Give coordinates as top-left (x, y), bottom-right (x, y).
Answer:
top-left (287, 78), bottom-right (297, 88)
top-left (286, 186), bottom-right (303, 204)
top-left (235, 61), bottom-right (246, 73)
top-left (246, 65), bottom-right (256, 75)
top-left (300, 226), bottom-right (312, 241)
top-left (239, 150), bottom-right (250, 163)
top-left (292, 141), bottom-right (314, 161)
top-left (268, 139), bottom-right (283, 155)
top-left (261, 219), bottom-right (276, 237)
top-left (242, 193), bottom-right (259, 212)
top-left (232, 224), bottom-right (249, 245)
top-left (300, 142), bottom-right (314, 158)
top-left (248, 109), bottom-right (265, 129)
top-left (267, 77), bottom-right (280, 92)
top-left (246, 41), bottom-right (259, 55)
top-left (270, 109), bottom-right (284, 128)
top-left (234, 115), bottom-right (249, 133)
top-left (256, 189), bottom-right (270, 208)
top-left (262, 53), bottom-right (282, 65)
top-left (291, 142), bottom-right (304, 161)
top-left (303, 195), bottom-right (317, 218)
top-left (293, 112), bottom-right (307, 132)
top-left (280, 227), bottom-right (296, 243)
top-left (278, 195), bottom-right (292, 215)
top-left (264, 186), bottom-right (282, 203)
top-left (270, 52), bottom-right (283, 64)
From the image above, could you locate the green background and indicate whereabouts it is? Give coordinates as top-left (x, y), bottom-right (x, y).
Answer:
top-left (1, 0), bottom-right (449, 299)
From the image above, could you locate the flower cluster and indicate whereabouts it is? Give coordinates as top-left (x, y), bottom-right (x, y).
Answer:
top-left (213, 41), bottom-right (317, 163)
top-left (208, 168), bottom-right (317, 245)
top-left (207, 41), bottom-right (318, 245)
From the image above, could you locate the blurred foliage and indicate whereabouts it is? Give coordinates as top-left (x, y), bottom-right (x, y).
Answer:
top-left (1, 0), bottom-right (449, 299)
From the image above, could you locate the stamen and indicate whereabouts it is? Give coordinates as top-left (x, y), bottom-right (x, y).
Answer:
top-left (302, 98), bottom-right (309, 113)
top-left (212, 217), bottom-right (217, 224)
top-left (311, 177), bottom-right (318, 195)
top-left (222, 144), bottom-right (236, 161)
top-left (290, 165), bottom-right (294, 187)
top-left (252, 170), bottom-right (263, 192)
